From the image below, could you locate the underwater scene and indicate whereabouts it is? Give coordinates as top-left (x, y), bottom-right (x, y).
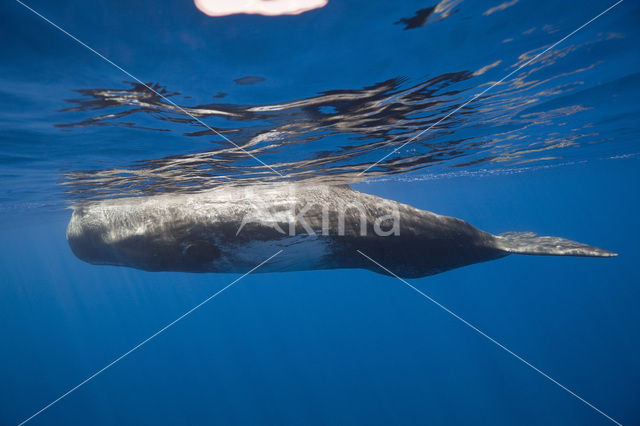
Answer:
top-left (1, 0), bottom-right (639, 424)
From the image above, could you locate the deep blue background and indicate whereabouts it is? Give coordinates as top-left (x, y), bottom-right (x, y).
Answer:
top-left (2, 157), bottom-right (639, 425)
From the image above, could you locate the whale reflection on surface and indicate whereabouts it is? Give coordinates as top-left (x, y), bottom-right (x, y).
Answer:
top-left (67, 184), bottom-right (615, 278)
top-left (58, 37), bottom-right (638, 202)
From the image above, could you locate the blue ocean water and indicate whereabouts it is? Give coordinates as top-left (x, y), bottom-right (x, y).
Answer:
top-left (1, 0), bottom-right (639, 425)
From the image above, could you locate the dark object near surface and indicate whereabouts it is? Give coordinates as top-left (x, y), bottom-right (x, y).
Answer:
top-left (395, 7), bottom-right (437, 30)
top-left (233, 76), bottom-right (266, 85)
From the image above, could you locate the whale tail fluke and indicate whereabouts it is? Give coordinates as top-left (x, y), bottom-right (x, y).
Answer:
top-left (494, 232), bottom-right (617, 257)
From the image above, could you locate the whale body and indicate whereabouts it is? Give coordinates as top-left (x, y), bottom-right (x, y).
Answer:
top-left (67, 184), bottom-right (616, 278)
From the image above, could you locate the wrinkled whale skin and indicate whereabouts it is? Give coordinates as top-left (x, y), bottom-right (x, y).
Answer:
top-left (67, 184), bottom-right (615, 278)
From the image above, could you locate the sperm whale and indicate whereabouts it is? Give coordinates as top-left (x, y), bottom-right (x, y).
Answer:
top-left (66, 184), bottom-right (616, 278)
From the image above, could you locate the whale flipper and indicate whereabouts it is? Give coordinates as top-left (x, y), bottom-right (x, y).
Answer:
top-left (494, 232), bottom-right (617, 257)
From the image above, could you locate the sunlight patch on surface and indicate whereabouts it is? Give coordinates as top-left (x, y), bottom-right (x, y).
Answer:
top-left (194, 0), bottom-right (328, 16)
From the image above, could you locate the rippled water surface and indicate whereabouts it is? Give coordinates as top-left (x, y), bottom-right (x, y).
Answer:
top-left (2, 0), bottom-right (639, 205)
top-left (1, 0), bottom-right (640, 425)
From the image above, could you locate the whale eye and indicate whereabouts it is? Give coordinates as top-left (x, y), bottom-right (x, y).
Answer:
top-left (183, 240), bottom-right (220, 263)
